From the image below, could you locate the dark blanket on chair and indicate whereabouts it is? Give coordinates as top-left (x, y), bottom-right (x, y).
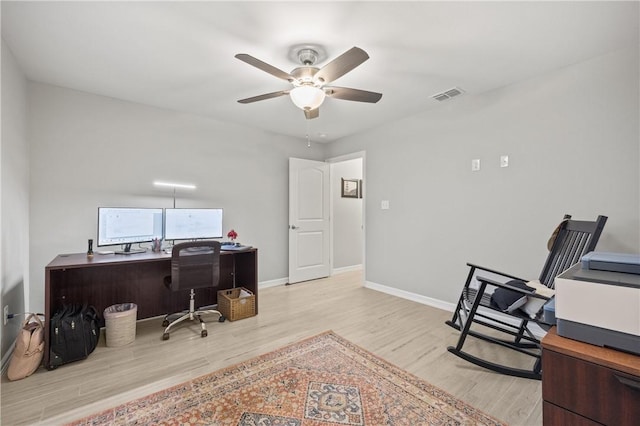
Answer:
top-left (490, 280), bottom-right (534, 312)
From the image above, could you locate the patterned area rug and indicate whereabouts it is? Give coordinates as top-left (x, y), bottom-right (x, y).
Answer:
top-left (68, 331), bottom-right (505, 425)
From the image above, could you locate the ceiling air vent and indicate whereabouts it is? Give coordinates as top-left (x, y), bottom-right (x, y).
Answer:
top-left (431, 87), bottom-right (464, 102)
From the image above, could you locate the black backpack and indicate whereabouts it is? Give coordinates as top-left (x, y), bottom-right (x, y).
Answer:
top-left (48, 304), bottom-right (100, 369)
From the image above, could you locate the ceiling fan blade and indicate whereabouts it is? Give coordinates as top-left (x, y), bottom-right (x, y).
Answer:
top-left (325, 87), bottom-right (382, 103)
top-left (235, 54), bottom-right (294, 82)
top-left (304, 108), bottom-right (320, 120)
top-left (314, 47), bottom-right (369, 84)
top-left (237, 90), bottom-right (289, 104)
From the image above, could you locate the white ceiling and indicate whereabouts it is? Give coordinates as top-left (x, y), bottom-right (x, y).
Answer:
top-left (2, 1), bottom-right (638, 142)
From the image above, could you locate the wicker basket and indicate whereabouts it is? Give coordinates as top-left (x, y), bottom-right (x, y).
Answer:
top-left (217, 287), bottom-right (256, 321)
top-left (104, 303), bottom-right (137, 347)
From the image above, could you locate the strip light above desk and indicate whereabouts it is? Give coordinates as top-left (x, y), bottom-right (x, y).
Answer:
top-left (153, 181), bottom-right (197, 190)
top-left (153, 181), bottom-right (197, 208)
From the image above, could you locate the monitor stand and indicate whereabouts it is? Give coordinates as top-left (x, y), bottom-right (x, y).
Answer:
top-left (115, 243), bottom-right (146, 255)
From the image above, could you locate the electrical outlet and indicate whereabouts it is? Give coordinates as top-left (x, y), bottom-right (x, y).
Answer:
top-left (3, 305), bottom-right (8, 325)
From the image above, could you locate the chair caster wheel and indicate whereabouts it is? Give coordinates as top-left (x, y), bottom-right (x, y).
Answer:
top-left (201, 330), bottom-right (208, 338)
top-left (162, 333), bottom-right (170, 340)
top-left (218, 315), bottom-right (226, 323)
top-left (162, 320), bottom-right (169, 327)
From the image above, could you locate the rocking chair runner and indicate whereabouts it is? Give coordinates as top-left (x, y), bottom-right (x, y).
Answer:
top-left (445, 214), bottom-right (607, 380)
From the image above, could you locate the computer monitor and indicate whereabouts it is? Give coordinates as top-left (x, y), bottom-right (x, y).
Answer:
top-left (97, 207), bottom-right (164, 253)
top-left (164, 208), bottom-right (223, 241)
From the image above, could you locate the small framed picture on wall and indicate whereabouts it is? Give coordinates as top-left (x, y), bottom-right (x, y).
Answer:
top-left (341, 178), bottom-right (359, 198)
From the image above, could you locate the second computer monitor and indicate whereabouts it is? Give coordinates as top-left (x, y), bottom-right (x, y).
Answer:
top-left (164, 208), bottom-right (223, 240)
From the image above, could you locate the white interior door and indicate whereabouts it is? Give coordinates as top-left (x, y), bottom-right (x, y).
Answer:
top-left (289, 158), bottom-right (330, 284)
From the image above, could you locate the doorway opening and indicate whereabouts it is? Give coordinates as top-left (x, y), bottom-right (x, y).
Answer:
top-left (328, 152), bottom-right (365, 276)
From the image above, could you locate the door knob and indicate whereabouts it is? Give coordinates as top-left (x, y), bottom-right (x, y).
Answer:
top-left (290, 225), bottom-right (298, 230)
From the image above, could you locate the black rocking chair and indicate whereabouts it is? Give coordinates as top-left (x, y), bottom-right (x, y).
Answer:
top-left (445, 214), bottom-right (607, 379)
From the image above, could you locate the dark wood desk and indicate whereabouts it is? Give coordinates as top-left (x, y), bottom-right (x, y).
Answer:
top-left (44, 248), bottom-right (258, 368)
top-left (542, 326), bottom-right (640, 426)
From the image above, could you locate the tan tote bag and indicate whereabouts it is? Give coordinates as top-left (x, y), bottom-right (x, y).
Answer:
top-left (7, 313), bottom-right (45, 381)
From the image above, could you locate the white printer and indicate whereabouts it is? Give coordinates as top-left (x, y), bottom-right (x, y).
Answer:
top-left (554, 252), bottom-right (640, 355)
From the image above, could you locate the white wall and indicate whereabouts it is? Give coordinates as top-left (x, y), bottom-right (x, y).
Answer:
top-left (331, 158), bottom-right (363, 270)
top-left (326, 46), bottom-right (640, 304)
top-left (9, 42), bottom-right (640, 326)
top-left (27, 83), bottom-right (325, 313)
top-left (1, 41), bottom-right (30, 360)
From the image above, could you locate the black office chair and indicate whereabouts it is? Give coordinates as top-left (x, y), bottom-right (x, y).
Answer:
top-left (445, 214), bottom-right (607, 379)
top-left (162, 241), bottom-right (226, 340)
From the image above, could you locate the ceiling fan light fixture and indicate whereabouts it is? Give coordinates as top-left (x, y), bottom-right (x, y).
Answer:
top-left (290, 86), bottom-right (326, 110)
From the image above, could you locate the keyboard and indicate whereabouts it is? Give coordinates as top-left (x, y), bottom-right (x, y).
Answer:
top-left (185, 247), bottom-right (213, 253)
top-left (222, 245), bottom-right (251, 251)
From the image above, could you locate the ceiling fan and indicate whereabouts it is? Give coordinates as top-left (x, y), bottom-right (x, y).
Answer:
top-left (235, 46), bottom-right (382, 119)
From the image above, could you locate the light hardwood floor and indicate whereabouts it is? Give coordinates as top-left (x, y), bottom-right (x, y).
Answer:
top-left (1, 270), bottom-right (542, 425)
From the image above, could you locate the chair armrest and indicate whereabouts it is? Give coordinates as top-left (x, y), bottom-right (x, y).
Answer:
top-left (466, 262), bottom-right (526, 282)
top-left (476, 276), bottom-right (551, 300)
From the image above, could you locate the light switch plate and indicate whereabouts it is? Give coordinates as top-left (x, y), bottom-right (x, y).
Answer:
top-left (500, 155), bottom-right (509, 168)
top-left (381, 200), bottom-right (390, 210)
top-left (471, 159), bottom-right (481, 171)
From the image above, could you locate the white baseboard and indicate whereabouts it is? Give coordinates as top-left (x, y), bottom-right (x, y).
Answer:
top-left (364, 280), bottom-right (456, 312)
top-left (259, 277), bottom-right (288, 290)
top-left (1, 341), bottom-right (16, 375)
top-left (332, 264), bottom-right (363, 275)
top-left (364, 280), bottom-right (546, 338)
top-left (259, 266), bottom-right (362, 290)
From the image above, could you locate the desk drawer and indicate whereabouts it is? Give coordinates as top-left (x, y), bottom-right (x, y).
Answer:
top-left (543, 350), bottom-right (640, 426)
top-left (543, 401), bottom-right (600, 426)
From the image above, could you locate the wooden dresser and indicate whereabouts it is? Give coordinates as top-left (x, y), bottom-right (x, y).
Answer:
top-left (541, 327), bottom-right (640, 425)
